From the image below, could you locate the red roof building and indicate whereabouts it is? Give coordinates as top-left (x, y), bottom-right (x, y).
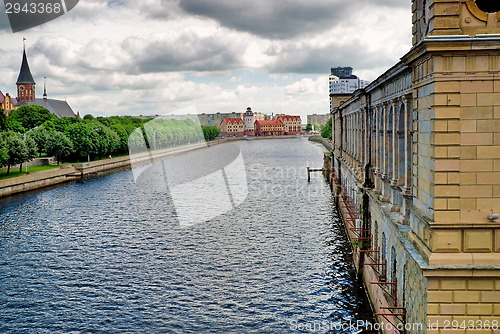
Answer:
top-left (220, 117), bottom-right (245, 137)
top-left (275, 115), bottom-right (302, 135)
top-left (254, 119), bottom-right (284, 136)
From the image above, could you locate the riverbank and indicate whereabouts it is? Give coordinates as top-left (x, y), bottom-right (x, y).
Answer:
top-left (0, 135), bottom-right (314, 198)
top-left (0, 139), bottom-right (226, 198)
top-left (308, 135), bottom-right (333, 151)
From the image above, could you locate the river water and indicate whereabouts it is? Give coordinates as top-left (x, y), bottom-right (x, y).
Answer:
top-left (0, 138), bottom-right (375, 333)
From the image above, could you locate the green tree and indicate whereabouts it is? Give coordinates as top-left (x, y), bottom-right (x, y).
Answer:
top-left (202, 126), bottom-right (220, 141)
top-left (9, 105), bottom-right (56, 130)
top-left (27, 127), bottom-right (50, 156)
top-left (45, 131), bottom-right (74, 164)
top-left (321, 117), bottom-right (332, 140)
top-left (50, 117), bottom-right (81, 133)
top-left (305, 124), bottom-right (313, 132)
top-left (19, 135), bottom-right (37, 173)
top-left (0, 110), bottom-right (7, 131)
top-left (0, 135), bottom-right (8, 168)
top-left (88, 120), bottom-right (121, 157)
top-left (65, 122), bottom-right (95, 161)
top-left (5, 117), bottom-right (25, 132)
top-left (0, 131), bottom-right (37, 175)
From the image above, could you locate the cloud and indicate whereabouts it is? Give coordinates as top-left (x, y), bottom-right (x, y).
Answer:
top-left (0, 0), bottom-right (413, 119)
top-left (121, 30), bottom-right (246, 73)
top-left (176, 0), bottom-right (408, 40)
top-left (264, 6), bottom-right (412, 78)
top-left (285, 76), bottom-right (328, 96)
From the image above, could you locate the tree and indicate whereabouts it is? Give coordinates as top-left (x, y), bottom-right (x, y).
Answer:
top-left (45, 131), bottom-right (74, 164)
top-left (9, 105), bottom-right (56, 131)
top-left (5, 117), bottom-right (25, 133)
top-left (305, 124), bottom-right (313, 132)
top-left (321, 117), bottom-right (332, 140)
top-left (27, 127), bottom-right (50, 156)
top-left (0, 135), bottom-right (8, 169)
top-left (202, 126), bottom-right (220, 141)
top-left (19, 135), bottom-right (37, 173)
top-left (0, 131), bottom-right (37, 175)
top-left (65, 122), bottom-right (95, 161)
top-left (0, 110), bottom-right (7, 131)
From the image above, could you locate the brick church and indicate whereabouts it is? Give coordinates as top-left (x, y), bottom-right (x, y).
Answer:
top-left (0, 44), bottom-right (77, 118)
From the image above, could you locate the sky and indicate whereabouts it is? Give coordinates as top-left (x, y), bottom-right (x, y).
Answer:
top-left (0, 0), bottom-right (412, 119)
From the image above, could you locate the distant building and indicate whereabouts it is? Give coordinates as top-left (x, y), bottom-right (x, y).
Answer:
top-left (1, 44), bottom-right (77, 117)
top-left (220, 118), bottom-right (245, 137)
top-left (307, 113), bottom-right (330, 127)
top-left (275, 115), bottom-right (302, 135)
top-left (254, 119), bottom-right (284, 136)
top-left (329, 67), bottom-right (369, 94)
top-left (329, 67), bottom-right (369, 114)
top-left (198, 112), bottom-right (243, 127)
top-left (243, 107), bottom-right (255, 136)
top-left (0, 92), bottom-right (18, 115)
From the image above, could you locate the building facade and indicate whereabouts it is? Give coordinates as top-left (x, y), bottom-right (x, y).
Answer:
top-left (0, 92), bottom-right (18, 115)
top-left (327, 1), bottom-right (500, 332)
top-left (329, 67), bottom-right (370, 115)
top-left (307, 113), bottom-right (330, 127)
top-left (275, 115), bottom-right (302, 135)
top-left (329, 67), bottom-right (370, 95)
top-left (220, 118), bottom-right (245, 137)
top-left (254, 119), bottom-right (284, 136)
top-left (244, 107), bottom-right (256, 136)
top-left (198, 112), bottom-right (244, 127)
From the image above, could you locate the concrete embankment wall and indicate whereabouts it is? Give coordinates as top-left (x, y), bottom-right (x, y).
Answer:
top-left (308, 136), bottom-right (333, 151)
top-left (0, 141), bottom-right (221, 198)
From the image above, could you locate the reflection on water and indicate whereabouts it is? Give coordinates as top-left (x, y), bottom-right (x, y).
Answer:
top-left (0, 138), bottom-right (375, 333)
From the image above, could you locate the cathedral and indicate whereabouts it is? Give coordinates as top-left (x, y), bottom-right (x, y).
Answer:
top-left (0, 45), bottom-right (77, 118)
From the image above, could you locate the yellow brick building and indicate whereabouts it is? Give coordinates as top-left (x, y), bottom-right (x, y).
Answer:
top-left (328, 1), bottom-right (500, 332)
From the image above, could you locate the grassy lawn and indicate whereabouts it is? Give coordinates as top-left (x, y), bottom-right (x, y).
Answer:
top-left (0, 153), bottom-right (135, 181)
top-left (0, 165), bottom-right (62, 180)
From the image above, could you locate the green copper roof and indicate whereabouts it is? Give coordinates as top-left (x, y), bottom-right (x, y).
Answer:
top-left (16, 49), bottom-right (36, 85)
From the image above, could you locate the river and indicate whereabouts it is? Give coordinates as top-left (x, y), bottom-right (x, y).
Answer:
top-left (0, 138), bottom-right (375, 333)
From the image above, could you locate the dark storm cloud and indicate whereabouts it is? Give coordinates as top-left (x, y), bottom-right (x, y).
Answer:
top-left (121, 32), bottom-right (245, 73)
top-left (176, 0), bottom-right (408, 40)
top-left (266, 40), bottom-right (400, 74)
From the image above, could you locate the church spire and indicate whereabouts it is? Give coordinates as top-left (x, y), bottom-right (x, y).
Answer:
top-left (16, 42), bottom-right (35, 85)
top-left (43, 77), bottom-right (47, 99)
top-left (16, 39), bottom-right (36, 103)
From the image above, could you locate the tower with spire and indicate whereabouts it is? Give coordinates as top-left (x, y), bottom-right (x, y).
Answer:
top-left (1, 39), bottom-right (77, 118)
top-left (16, 39), bottom-right (36, 103)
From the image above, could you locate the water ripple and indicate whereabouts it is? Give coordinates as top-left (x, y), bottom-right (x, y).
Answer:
top-left (0, 139), bottom-right (375, 333)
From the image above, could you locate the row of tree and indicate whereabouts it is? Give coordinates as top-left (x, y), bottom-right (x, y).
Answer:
top-left (0, 106), bottom-right (221, 175)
